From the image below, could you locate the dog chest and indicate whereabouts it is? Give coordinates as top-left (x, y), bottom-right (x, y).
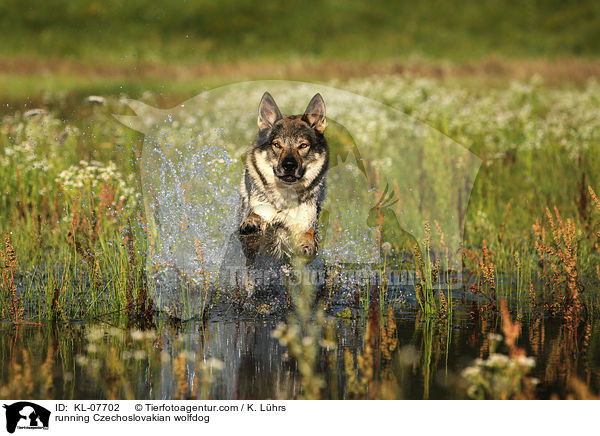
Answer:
top-left (251, 200), bottom-right (315, 235)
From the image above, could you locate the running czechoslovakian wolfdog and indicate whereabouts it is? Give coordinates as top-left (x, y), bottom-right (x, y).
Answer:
top-left (237, 92), bottom-right (329, 269)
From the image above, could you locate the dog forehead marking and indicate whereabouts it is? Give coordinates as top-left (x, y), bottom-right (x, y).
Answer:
top-left (274, 118), bottom-right (312, 138)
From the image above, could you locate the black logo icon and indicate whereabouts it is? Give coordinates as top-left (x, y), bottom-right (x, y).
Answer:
top-left (3, 402), bottom-right (50, 433)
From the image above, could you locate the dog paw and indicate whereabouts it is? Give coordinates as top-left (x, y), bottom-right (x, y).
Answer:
top-left (299, 230), bottom-right (316, 257)
top-left (239, 213), bottom-right (262, 235)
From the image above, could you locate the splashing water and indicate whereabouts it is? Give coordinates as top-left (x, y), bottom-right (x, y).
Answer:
top-left (116, 81), bottom-right (481, 318)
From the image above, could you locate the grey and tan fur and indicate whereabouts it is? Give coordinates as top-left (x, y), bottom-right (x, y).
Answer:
top-left (238, 92), bottom-right (329, 263)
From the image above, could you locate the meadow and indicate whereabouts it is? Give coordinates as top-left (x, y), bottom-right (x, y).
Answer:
top-left (1, 72), bottom-right (600, 399)
top-left (2, 0), bottom-right (600, 63)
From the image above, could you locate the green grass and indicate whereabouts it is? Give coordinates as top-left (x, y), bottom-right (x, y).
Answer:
top-left (1, 75), bottom-right (599, 322)
top-left (2, 0), bottom-right (600, 63)
top-left (0, 73), bottom-right (223, 107)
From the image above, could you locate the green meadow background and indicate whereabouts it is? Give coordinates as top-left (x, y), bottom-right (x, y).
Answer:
top-left (2, 0), bottom-right (600, 101)
top-left (3, 0), bottom-right (600, 61)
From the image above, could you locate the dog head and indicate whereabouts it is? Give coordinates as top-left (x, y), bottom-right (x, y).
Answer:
top-left (255, 92), bottom-right (328, 185)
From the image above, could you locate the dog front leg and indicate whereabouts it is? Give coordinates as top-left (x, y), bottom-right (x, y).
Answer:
top-left (239, 212), bottom-right (262, 235)
top-left (299, 228), bottom-right (317, 257)
top-left (239, 212), bottom-right (263, 268)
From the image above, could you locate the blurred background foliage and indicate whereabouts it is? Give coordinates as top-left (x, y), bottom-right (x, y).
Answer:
top-left (1, 0), bottom-right (599, 63)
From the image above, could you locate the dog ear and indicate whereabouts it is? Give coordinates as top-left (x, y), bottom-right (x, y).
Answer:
top-left (258, 92), bottom-right (282, 130)
top-left (303, 93), bottom-right (326, 133)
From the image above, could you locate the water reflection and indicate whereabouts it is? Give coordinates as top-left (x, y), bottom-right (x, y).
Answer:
top-left (0, 295), bottom-right (599, 400)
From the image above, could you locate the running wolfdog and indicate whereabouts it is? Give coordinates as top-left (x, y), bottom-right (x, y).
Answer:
top-left (238, 92), bottom-right (329, 265)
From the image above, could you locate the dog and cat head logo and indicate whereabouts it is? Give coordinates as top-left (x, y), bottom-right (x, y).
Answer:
top-left (3, 402), bottom-right (50, 433)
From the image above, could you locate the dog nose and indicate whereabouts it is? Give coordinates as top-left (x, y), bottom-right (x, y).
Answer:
top-left (281, 157), bottom-right (298, 172)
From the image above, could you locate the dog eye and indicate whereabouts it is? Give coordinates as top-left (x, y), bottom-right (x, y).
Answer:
top-left (298, 143), bottom-right (309, 149)
top-left (272, 142), bottom-right (282, 149)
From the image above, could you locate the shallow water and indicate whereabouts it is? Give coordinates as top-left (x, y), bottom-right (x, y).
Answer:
top-left (1, 285), bottom-right (599, 400)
